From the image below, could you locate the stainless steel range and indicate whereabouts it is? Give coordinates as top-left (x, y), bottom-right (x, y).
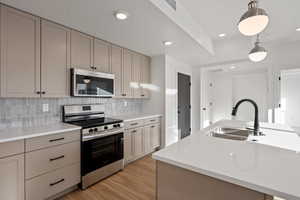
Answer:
top-left (62, 104), bottom-right (124, 189)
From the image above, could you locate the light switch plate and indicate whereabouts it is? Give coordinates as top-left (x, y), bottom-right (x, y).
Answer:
top-left (124, 101), bottom-right (128, 107)
top-left (42, 104), bottom-right (49, 112)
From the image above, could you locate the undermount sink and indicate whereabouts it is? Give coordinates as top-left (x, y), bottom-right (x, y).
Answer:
top-left (208, 127), bottom-right (252, 141)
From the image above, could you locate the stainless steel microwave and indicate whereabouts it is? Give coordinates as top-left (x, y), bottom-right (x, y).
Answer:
top-left (71, 68), bottom-right (114, 97)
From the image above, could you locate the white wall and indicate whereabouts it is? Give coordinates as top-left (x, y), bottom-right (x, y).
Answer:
top-left (165, 55), bottom-right (197, 146)
top-left (143, 55), bottom-right (201, 147)
top-left (201, 68), bottom-right (269, 126)
top-left (142, 55), bottom-right (166, 147)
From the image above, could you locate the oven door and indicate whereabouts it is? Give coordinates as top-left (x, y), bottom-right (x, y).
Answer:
top-left (82, 132), bottom-right (124, 176)
top-left (71, 68), bottom-right (114, 97)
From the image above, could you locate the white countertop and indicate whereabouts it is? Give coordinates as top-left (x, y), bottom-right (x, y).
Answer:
top-left (111, 113), bottom-right (162, 122)
top-left (153, 120), bottom-right (300, 200)
top-left (0, 123), bottom-right (81, 143)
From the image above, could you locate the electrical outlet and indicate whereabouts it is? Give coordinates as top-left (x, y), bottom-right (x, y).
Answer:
top-left (42, 104), bottom-right (49, 112)
top-left (124, 101), bottom-right (128, 107)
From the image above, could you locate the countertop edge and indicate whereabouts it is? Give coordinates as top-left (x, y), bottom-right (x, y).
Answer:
top-left (0, 126), bottom-right (81, 144)
top-left (112, 114), bottom-right (162, 122)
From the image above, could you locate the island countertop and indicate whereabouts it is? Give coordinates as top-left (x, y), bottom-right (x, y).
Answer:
top-left (152, 120), bottom-right (300, 200)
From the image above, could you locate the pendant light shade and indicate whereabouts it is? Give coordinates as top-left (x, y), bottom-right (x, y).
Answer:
top-left (238, 0), bottom-right (269, 36)
top-left (248, 36), bottom-right (267, 62)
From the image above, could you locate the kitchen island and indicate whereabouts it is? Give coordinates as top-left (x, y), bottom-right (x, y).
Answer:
top-left (153, 120), bottom-right (300, 200)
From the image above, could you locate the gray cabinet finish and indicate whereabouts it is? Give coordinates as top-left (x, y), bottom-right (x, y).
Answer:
top-left (94, 39), bottom-right (111, 73)
top-left (122, 49), bottom-right (133, 97)
top-left (111, 45), bottom-right (123, 97)
top-left (0, 5), bottom-right (41, 97)
top-left (71, 30), bottom-right (93, 70)
top-left (41, 20), bottom-right (71, 97)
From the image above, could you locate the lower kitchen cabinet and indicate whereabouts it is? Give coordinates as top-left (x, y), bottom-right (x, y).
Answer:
top-left (0, 154), bottom-right (25, 200)
top-left (143, 125), bottom-right (152, 154)
top-left (132, 127), bottom-right (144, 158)
top-left (124, 117), bottom-right (161, 164)
top-left (151, 124), bottom-right (161, 149)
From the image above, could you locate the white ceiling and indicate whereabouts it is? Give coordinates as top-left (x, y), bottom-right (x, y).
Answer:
top-left (179, 0), bottom-right (300, 66)
top-left (1, 0), bottom-right (300, 67)
top-left (0, 0), bottom-right (212, 66)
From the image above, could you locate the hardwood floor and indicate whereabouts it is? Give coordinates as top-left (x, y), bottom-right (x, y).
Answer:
top-left (62, 156), bottom-right (156, 200)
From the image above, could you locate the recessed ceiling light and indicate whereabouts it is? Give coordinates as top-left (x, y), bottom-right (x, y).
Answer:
top-left (163, 41), bottom-right (173, 46)
top-left (114, 10), bottom-right (129, 20)
top-left (218, 33), bottom-right (226, 38)
top-left (230, 66), bottom-right (236, 69)
top-left (296, 28), bottom-right (300, 32)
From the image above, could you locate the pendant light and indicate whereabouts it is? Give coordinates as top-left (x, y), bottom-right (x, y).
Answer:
top-left (248, 35), bottom-right (267, 62)
top-left (238, 0), bottom-right (269, 36)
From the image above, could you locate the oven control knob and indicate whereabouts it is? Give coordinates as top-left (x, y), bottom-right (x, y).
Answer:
top-left (113, 124), bottom-right (119, 128)
top-left (88, 129), bottom-right (93, 133)
top-left (94, 128), bottom-right (98, 132)
top-left (104, 126), bottom-right (108, 130)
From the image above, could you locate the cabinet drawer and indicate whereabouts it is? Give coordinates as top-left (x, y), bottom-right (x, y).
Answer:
top-left (26, 163), bottom-right (80, 200)
top-left (25, 130), bottom-right (80, 152)
top-left (0, 140), bottom-right (24, 158)
top-left (144, 117), bottom-right (160, 125)
top-left (125, 119), bottom-right (144, 129)
top-left (25, 141), bottom-right (80, 179)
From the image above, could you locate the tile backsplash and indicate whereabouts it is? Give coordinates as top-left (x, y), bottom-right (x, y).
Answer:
top-left (0, 98), bottom-right (143, 129)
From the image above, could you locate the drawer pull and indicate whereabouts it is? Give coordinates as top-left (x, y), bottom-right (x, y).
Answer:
top-left (49, 137), bottom-right (65, 143)
top-left (49, 178), bottom-right (65, 186)
top-left (150, 119), bottom-right (156, 122)
top-left (130, 123), bottom-right (138, 126)
top-left (49, 155), bottom-right (65, 162)
top-left (131, 130), bottom-right (137, 133)
top-left (151, 126), bottom-right (155, 128)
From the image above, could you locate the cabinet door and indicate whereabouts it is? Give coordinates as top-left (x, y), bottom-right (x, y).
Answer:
top-left (111, 45), bottom-right (123, 97)
top-left (140, 55), bottom-right (151, 98)
top-left (0, 154), bottom-right (24, 200)
top-left (151, 124), bottom-right (161, 149)
top-left (132, 128), bottom-right (143, 158)
top-left (0, 6), bottom-right (41, 97)
top-left (124, 130), bottom-right (133, 164)
top-left (122, 49), bottom-right (133, 97)
top-left (70, 30), bottom-right (93, 70)
top-left (41, 20), bottom-right (71, 97)
top-left (132, 53), bottom-right (142, 98)
top-left (94, 39), bottom-right (111, 73)
top-left (143, 126), bottom-right (152, 154)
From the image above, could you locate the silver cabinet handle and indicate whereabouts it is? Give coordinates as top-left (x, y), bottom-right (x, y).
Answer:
top-left (151, 126), bottom-right (155, 128)
top-left (131, 123), bottom-right (138, 126)
top-left (49, 178), bottom-right (65, 186)
top-left (131, 130), bottom-right (137, 133)
top-left (49, 155), bottom-right (65, 162)
top-left (150, 119), bottom-right (156, 122)
top-left (49, 137), bottom-right (65, 143)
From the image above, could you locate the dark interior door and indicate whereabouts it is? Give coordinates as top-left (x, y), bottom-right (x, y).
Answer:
top-left (178, 73), bottom-right (191, 139)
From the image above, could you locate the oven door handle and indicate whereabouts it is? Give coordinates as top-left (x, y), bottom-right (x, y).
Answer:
top-left (82, 129), bottom-right (124, 142)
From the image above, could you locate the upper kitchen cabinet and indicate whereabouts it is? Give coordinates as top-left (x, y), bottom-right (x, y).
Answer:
top-left (0, 6), bottom-right (41, 97)
top-left (140, 55), bottom-right (151, 98)
top-left (111, 45), bottom-right (123, 97)
top-left (70, 30), bottom-right (93, 70)
top-left (132, 53), bottom-right (142, 98)
top-left (94, 39), bottom-right (111, 73)
top-left (41, 20), bottom-right (71, 97)
top-left (122, 49), bottom-right (133, 97)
